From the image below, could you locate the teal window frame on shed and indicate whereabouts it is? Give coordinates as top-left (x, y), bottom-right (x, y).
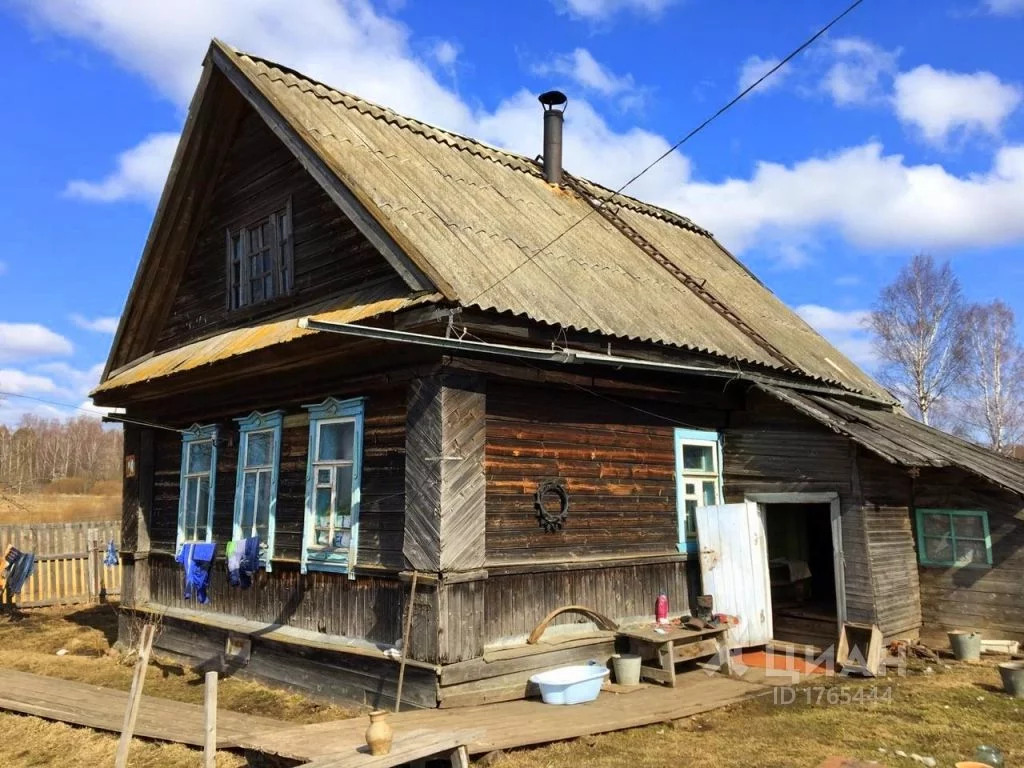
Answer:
top-left (915, 508), bottom-right (993, 568)
top-left (674, 428), bottom-right (724, 555)
top-left (232, 410), bottom-right (284, 570)
top-left (301, 397), bottom-right (366, 579)
top-left (177, 424), bottom-right (218, 550)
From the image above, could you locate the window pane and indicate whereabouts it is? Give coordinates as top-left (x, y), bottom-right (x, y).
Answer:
top-left (197, 476), bottom-right (210, 529)
top-left (684, 482), bottom-right (695, 495)
top-left (318, 421), bottom-right (355, 462)
top-left (246, 431), bottom-right (273, 467)
top-left (956, 539), bottom-right (989, 565)
top-left (923, 535), bottom-right (952, 563)
top-left (922, 513), bottom-right (951, 537)
top-left (264, 273), bottom-right (275, 299)
top-left (314, 486), bottom-right (331, 545)
top-left (188, 440), bottom-right (212, 474)
top-left (954, 515), bottom-right (984, 538)
top-left (317, 468), bottom-right (331, 485)
top-left (249, 226), bottom-right (260, 251)
top-left (334, 465), bottom-right (354, 518)
top-left (702, 480), bottom-right (717, 506)
top-left (685, 499), bottom-right (697, 537)
top-left (683, 444), bottom-right (714, 472)
top-left (255, 470), bottom-right (272, 541)
top-left (184, 477), bottom-right (198, 538)
top-left (241, 472), bottom-right (257, 533)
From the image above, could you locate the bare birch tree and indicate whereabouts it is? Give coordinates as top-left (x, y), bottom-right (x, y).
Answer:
top-left (869, 254), bottom-right (969, 426)
top-left (962, 300), bottom-right (1024, 452)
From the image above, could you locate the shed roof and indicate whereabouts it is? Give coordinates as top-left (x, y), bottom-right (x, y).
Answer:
top-left (760, 385), bottom-right (1024, 496)
top-left (94, 287), bottom-right (438, 395)
top-left (163, 40), bottom-right (886, 401)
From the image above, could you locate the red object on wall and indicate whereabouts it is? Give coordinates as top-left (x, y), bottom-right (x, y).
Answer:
top-left (655, 592), bottom-right (669, 624)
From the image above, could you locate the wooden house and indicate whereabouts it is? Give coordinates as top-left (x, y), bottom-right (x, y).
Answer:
top-left (94, 40), bottom-right (1024, 708)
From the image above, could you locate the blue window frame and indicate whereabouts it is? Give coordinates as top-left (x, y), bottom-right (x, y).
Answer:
top-left (177, 424), bottom-right (218, 549)
top-left (233, 410), bottom-right (283, 569)
top-left (674, 428), bottom-right (723, 555)
top-left (302, 397), bottom-right (365, 578)
top-left (915, 508), bottom-right (992, 568)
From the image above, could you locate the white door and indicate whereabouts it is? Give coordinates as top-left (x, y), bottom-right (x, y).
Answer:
top-left (695, 501), bottom-right (772, 647)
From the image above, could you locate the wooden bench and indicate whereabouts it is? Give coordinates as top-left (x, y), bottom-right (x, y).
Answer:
top-left (618, 625), bottom-right (732, 687)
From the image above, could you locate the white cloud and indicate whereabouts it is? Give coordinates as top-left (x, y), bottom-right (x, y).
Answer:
top-left (557, 0), bottom-right (676, 20)
top-left (0, 369), bottom-right (61, 396)
top-left (19, 1), bottom-right (1024, 268)
top-left (71, 314), bottom-right (119, 334)
top-left (431, 40), bottom-right (458, 68)
top-left (984, 0), bottom-right (1024, 14)
top-left (535, 48), bottom-right (635, 98)
top-left (64, 132), bottom-right (179, 204)
top-left (820, 37), bottom-right (898, 106)
top-left (0, 323), bottom-right (73, 363)
top-left (668, 142), bottom-right (1024, 254)
top-left (892, 65), bottom-right (1022, 146)
top-left (737, 55), bottom-right (787, 94)
top-left (795, 304), bottom-right (876, 369)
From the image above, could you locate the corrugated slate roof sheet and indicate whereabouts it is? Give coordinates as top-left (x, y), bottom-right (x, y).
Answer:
top-left (761, 385), bottom-right (1024, 495)
top-left (220, 45), bottom-right (888, 401)
top-left (93, 288), bottom-right (440, 395)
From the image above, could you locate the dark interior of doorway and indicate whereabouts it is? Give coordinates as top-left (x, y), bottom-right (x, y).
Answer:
top-left (765, 503), bottom-right (837, 650)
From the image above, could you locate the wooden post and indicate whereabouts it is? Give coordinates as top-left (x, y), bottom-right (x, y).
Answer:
top-left (204, 670), bottom-right (218, 768)
top-left (114, 623), bottom-right (155, 768)
top-left (395, 570), bottom-right (419, 713)
top-left (86, 538), bottom-right (97, 604)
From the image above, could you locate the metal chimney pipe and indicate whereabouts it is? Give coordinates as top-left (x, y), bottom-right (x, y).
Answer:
top-left (539, 90), bottom-right (568, 185)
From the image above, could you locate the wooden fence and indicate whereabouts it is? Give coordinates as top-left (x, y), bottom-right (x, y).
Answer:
top-left (1, 521), bottom-right (122, 607)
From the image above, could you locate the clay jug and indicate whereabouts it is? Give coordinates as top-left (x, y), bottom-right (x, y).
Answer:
top-left (365, 709), bottom-right (393, 756)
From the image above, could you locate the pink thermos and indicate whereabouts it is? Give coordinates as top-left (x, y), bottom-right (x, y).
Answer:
top-left (655, 591), bottom-right (669, 624)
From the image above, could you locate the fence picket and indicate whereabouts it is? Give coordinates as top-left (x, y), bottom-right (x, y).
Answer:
top-left (0, 520), bottom-right (121, 608)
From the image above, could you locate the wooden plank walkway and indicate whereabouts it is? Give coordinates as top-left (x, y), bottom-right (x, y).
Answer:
top-left (239, 671), bottom-right (766, 762)
top-left (0, 668), bottom-right (289, 748)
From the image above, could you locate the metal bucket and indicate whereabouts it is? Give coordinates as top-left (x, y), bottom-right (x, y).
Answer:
top-left (998, 661), bottom-right (1024, 698)
top-left (949, 630), bottom-right (982, 661)
top-left (611, 653), bottom-right (642, 686)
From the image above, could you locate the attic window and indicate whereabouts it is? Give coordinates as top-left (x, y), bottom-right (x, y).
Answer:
top-left (226, 199), bottom-right (293, 310)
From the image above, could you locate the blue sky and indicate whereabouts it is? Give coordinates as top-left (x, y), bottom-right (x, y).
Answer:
top-left (1, 0), bottom-right (1023, 424)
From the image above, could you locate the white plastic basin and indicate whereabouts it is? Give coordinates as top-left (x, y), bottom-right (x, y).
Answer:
top-left (530, 663), bottom-right (609, 705)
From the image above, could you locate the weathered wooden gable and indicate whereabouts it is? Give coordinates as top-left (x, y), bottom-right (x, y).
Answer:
top-left (152, 102), bottom-right (408, 355)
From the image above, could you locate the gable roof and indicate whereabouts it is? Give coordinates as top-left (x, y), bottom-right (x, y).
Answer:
top-left (100, 39), bottom-right (890, 403)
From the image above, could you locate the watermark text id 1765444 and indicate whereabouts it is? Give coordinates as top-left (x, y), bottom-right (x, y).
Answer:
top-left (773, 685), bottom-right (894, 706)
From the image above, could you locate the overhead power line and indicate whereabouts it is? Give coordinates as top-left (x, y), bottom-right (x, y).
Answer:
top-left (0, 390), bottom-right (182, 433)
top-left (465, 0), bottom-right (866, 307)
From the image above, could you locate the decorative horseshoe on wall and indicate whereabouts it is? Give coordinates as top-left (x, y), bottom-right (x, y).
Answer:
top-left (535, 479), bottom-right (570, 532)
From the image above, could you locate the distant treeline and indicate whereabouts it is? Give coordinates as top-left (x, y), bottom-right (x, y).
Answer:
top-left (0, 415), bottom-right (123, 494)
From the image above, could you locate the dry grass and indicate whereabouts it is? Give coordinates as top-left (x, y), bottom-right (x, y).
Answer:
top-left (2, 605), bottom-right (1023, 767)
top-left (489, 661), bottom-right (1024, 768)
top-left (0, 604), bottom-right (362, 767)
top-left (0, 493), bottom-right (121, 524)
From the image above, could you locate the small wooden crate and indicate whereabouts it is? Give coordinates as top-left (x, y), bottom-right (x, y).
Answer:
top-left (836, 622), bottom-right (882, 677)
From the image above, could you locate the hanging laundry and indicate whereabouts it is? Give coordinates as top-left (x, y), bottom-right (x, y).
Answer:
top-left (227, 535), bottom-right (260, 589)
top-left (2, 545), bottom-right (36, 596)
top-left (175, 541), bottom-right (216, 604)
top-left (103, 539), bottom-right (119, 567)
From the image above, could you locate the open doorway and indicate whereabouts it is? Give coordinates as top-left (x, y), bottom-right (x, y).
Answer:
top-left (764, 503), bottom-right (838, 649)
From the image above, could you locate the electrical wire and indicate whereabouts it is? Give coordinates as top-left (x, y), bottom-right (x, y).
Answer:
top-left (465, 0), bottom-right (866, 307)
top-left (0, 391), bottom-right (184, 433)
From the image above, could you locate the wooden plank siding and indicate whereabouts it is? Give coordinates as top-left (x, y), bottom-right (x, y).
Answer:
top-left (484, 380), bottom-right (714, 562)
top-left (912, 466), bottom-right (1024, 642)
top-left (154, 104), bottom-right (400, 355)
top-left (724, 388), bottom-right (923, 639)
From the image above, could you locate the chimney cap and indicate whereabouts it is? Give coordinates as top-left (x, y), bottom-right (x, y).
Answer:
top-left (538, 90), bottom-right (568, 111)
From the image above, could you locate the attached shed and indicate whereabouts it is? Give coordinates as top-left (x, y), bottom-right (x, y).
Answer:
top-left (94, 39), bottom-right (1024, 708)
